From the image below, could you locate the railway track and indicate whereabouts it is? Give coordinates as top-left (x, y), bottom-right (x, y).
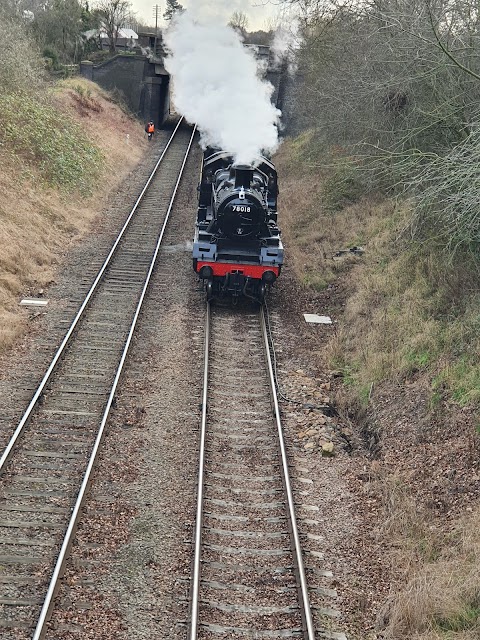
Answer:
top-left (189, 302), bottom-right (346, 640)
top-left (0, 118), bottom-right (196, 639)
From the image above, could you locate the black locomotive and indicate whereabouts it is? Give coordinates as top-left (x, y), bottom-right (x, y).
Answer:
top-left (193, 149), bottom-right (284, 302)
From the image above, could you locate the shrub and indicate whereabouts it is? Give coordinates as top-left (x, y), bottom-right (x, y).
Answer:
top-left (322, 164), bottom-right (363, 213)
top-left (0, 17), bottom-right (44, 93)
top-left (410, 127), bottom-right (480, 254)
top-left (43, 46), bottom-right (59, 69)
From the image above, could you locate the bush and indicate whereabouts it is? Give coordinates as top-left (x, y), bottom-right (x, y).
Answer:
top-left (410, 127), bottom-right (480, 254)
top-left (43, 46), bottom-right (59, 69)
top-left (322, 164), bottom-right (363, 213)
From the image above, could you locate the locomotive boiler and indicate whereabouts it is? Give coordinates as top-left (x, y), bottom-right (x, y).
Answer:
top-left (193, 150), bottom-right (284, 302)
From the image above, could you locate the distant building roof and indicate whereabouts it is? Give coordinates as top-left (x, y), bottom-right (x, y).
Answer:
top-left (83, 26), bottom-right (138, 40)
top-left (120, 28), bottom-right (138, 39)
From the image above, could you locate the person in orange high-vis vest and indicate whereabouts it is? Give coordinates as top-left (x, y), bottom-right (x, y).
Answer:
top-left (145, 121), bottom-right (155, 140)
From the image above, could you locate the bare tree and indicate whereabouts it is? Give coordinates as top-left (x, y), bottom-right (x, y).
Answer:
top-left (1, 0), bottom-right (47, 18)
top-left (277, 0), bottom-right (335, 25)
top-left (282, 0), bottom-right (480, 250)
top-left (33, 0), bottom-right (85, 62)
top-left (95, 0), bottom-right (131, 52)
top-left (228, 10), bottom-right (249, 39)
top-left (290, 0), bottom-right (480, 148)
top-left (0, 12), bottom-right (44, 91)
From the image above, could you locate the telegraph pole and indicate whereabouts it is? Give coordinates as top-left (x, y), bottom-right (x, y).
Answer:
top-left (153, 4), bottom-right (160, 57)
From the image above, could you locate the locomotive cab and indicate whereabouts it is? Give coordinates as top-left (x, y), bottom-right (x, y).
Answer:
top-left (193, 150), bottom-right (283, 302)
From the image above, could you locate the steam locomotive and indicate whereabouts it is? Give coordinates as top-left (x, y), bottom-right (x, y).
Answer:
top-left (193, 149), bottom-right (283, 302)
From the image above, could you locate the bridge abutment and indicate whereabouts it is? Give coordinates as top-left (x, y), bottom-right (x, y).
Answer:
top-left (80, 55), bottom-right (170, 128)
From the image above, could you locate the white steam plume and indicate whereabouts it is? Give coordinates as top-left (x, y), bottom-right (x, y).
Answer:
top-left (163, 9), bottom-right (281, 165)
top-left (271, 24), bottom-right (300, 73)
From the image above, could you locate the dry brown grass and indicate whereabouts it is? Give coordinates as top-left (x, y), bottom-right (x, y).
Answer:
top-left (326, 231), bottom-right (480, 409)
top-left (0, 79), bottom-right (147, 354)
top-left (327, 239), bottom-right (438, 380)
top-left (275, 137), bottom-right (395, 293)
top-left (276, 137), bottom-right (480, 407)
top-left (275, 137), bottom-right (412, 395)
top-left (381, 508), bottom-right (480, 639)
top-left (354, 463), bottom-right (480, 640)
top-left (52, 78), bottom-right (145, 176)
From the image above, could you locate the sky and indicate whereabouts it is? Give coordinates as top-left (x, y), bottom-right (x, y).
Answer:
top-left (130, 0), bottom-right (282, 30)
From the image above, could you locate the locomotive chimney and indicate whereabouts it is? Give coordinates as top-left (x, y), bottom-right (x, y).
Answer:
top-left (233, 164), bottom-right (254, 189)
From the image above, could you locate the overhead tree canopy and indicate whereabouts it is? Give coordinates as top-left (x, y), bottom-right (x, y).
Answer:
top-left (163, 0), bottom-right (183, 21)
top-left (32, 0), bottom-right (85, 62)
top-left (283, 0), bottom-right (480, 251)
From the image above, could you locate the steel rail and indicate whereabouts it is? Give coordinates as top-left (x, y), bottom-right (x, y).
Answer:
top-left (260, 305), bottom-right (316, 640)
top-left (189, 300), bottom-right (211, 640)
top-left (189, 302), bottom-right (316, 640)
top-left (32, 124), bottom-right (197, 640)
top-left (0, 116), bottom-right (185, 475)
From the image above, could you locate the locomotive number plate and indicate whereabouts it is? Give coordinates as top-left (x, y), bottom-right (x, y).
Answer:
top-left (232, 205), bottom-right (251, 213)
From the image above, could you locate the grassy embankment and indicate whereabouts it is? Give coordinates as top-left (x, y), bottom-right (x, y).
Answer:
top-left (275, 131), bottom-right (480, 639)
top-left (276, 131), bottom-right (479, 413)
top-left (0, 24), bottom-right (146, 354)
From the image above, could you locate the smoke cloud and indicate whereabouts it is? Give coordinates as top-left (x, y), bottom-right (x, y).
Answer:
top-left (271, 24), bottom-right (300, 74)
top-left (163, 6), bottom-right (281, 165)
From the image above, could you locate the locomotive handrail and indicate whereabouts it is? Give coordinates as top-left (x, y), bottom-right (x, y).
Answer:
top-left (0, 117), bottom-right (185, 475)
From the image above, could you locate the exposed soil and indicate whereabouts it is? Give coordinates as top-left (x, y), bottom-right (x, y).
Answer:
top-left (0, 78), bottom-right (147, 354)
